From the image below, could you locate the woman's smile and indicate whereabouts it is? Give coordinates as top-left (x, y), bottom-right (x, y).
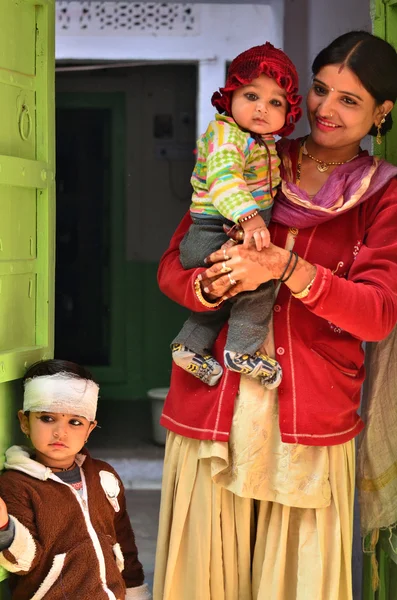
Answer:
top-left (315, 116), bottom-right (340, 131)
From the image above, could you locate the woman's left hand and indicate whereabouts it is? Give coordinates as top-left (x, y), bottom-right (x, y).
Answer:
top-left (199, 242), bottom-right (289, 300)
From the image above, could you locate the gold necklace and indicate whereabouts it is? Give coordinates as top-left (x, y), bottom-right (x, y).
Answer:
top-left (303, 141), bottom-right (359, 172)
top-left (295, 142), bottom-right (304, 186)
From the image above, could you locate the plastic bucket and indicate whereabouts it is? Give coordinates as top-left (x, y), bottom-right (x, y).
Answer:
top-left (147, 387), bottom-right (169, 445)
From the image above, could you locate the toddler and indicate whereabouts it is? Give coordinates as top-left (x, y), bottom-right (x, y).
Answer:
top-left (0, 359), bottom-right (151, 600)
top-left (171, 43), bottom-right (302, 387)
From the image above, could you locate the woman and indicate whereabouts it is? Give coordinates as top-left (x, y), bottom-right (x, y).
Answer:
top-left (153, 31), bottom-right (397, 600)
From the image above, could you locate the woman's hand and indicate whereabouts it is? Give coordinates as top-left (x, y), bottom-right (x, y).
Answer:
top-left (199, 242), bottom-right (290, 300)
top-left (0, 497), bottom-right (8, 528)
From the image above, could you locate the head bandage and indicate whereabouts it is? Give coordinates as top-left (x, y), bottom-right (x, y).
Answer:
top-left (23, 373), bottom-right (99, 422)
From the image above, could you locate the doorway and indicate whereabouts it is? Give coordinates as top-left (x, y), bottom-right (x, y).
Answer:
top-left (55, 64), bottom-right (196, 397)
top-left (55, 93), bottom-right (126, 381)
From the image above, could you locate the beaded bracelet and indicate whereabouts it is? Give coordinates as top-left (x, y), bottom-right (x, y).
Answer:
top-left (281, 251), bottom-right (299, 284)
top-left (194, 276), bottom-right (224, 308)
top-left (239, 210), bottom-right (259, 223)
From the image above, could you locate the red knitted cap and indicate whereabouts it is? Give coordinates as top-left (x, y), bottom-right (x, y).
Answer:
top-left (212, 43), bottom-right (302, 137)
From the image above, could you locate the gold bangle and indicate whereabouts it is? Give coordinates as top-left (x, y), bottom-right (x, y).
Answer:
top-left (194, 277), bottom-right (224, 308)
top-left (291, 274), bottom-right (316, 299)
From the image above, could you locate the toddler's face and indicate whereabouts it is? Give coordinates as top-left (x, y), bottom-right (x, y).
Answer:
top-left (231, 74), bottom-right (287, 136)
top-left (18, 410), bottom-right (97, 468)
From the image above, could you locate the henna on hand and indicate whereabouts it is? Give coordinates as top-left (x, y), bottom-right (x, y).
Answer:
top-left (200, 241), bottom-right (317, 299)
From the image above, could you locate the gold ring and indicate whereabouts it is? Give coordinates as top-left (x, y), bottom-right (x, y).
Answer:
top-left (235, 229), bottom-right (244, 241)
top-left (227, 272), bottom-right (237, 286)
top-left (221, 261), bottom-right (231, 274)
top-left (223, 248), bottom-right (230, 260)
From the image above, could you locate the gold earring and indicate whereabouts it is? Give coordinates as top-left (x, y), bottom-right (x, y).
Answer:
top-left (376, 114), bottom-right (387, 145)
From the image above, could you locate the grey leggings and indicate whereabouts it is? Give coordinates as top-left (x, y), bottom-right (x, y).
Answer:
top-left (172, 210), bottom-right (274, 355)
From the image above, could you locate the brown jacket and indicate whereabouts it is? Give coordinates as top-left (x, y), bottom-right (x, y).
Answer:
top-left (0, 446), bottom-right (151, 600)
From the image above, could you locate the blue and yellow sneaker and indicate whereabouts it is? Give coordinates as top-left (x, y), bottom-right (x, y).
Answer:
top-left (224, 350), bottom-right (282, 389)
top-left (172, 343), bottom-right (223, 386)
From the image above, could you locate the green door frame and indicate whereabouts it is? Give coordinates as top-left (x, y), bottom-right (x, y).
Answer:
top-left (56, 92), bottom-right (127, 384)
top-left (0, 0), bottom-right (55, 591)
top-left (362, 1), bottom-right (397, 598)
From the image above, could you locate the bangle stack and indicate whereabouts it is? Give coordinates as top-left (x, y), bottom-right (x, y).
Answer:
top-left (194, 276), bottom-right (224, 308)
top-left (279, 251), bottom-right (299, 283)
top-left (239, 210), bottom-right (259, 224)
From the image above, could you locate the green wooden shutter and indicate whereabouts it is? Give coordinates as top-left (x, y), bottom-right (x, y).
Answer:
top-left (362, 2), bottom-right (397, 598)
top-left (0, 0), bottom-right (55, 587)
top-left (373, 0), bottom-right (397, 164)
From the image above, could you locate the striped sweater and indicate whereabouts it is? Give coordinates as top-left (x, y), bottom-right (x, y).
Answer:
top-left (190, 114), bottom-right (280, 223)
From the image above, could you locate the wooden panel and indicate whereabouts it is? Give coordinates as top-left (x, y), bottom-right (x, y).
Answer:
top-left (366, 3), bottom-right (397, 599)
top-left (0, 274), bottom-right (36, 351)
top-left (0, 0), bottom-right (55, 590)
top-left (0, 156), bottom-right (49, 190)
top-left (0, 1), bottom-right (36, 76)
top-left (0, 188), bottom-right (36, 261)
top-left (0, 85), bottom-right (36, 159)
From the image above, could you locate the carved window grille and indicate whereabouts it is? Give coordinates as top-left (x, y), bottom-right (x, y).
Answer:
top-left (57, 1), bottom-right (199, 35)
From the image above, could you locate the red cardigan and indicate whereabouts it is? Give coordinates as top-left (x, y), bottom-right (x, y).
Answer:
top-left (158, 153), bottom-right (397, 446)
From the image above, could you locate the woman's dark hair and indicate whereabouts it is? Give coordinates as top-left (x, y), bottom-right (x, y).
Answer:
top-left (23, 359), bottom-right (95, 384)
top-left (312, 31), bottom-right (397, 137)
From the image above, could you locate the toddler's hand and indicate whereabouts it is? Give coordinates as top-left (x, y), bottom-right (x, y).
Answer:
top-left (0, 497), bottom-right (8, 528)
top-left (240, 214), bottom-right (270, 251)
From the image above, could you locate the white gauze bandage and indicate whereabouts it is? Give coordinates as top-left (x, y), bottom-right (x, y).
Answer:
top-left (23, 373), bottom-right (99, 422)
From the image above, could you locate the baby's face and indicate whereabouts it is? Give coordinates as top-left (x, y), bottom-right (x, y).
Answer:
top-left (19, 410), bottom-right (96, 468)
top-left (231, 74), bottom-right (287, 136)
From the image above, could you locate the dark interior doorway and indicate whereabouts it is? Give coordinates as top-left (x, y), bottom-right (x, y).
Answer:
top-left (55, 104), bottom-right (112, 366)
top-left (54, 64), bottom-right (196, 394)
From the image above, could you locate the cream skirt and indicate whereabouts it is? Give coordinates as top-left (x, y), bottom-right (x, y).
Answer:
top-left (153, 376), bottom-right (355, 600)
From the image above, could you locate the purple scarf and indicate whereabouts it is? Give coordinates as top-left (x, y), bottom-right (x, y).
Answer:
top-left (272, 139), bottom-right (397, 229)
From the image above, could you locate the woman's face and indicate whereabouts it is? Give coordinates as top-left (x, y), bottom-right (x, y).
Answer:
top-left (306, 64), bottom-right (391, 149)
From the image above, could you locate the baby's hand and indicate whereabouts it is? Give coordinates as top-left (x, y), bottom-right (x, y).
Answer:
top-left (0, 497), bottom-right (8, 528)
top-left (240, 213), bottom-right (270, 251)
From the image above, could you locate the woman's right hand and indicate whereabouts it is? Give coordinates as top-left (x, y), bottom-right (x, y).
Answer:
top-left (199, 241), bottom-right (290, 300)
top-left (0, 497), bottom-right (8, 528)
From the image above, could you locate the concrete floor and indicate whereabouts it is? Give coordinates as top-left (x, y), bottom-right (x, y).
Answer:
top-left (126, 490), bottom-right (161, 593)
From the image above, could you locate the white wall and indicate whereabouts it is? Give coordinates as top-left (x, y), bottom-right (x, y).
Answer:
top-left (283, 0), bottom-right (372, 138)
top-left (57, 0), bottom-right (373, 136)
top-left (56, 3), bottom-right (282, 136)
top-left (307, 0), bottom-right (372, 61)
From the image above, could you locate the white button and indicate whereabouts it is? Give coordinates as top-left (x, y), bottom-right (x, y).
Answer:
top-left (274, 305), bottom-right (281, 313)
top-left (276, 347), bottom-right (285, 356)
